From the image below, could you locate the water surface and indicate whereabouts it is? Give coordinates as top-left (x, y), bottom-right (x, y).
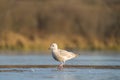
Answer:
top-left (0, 53), bottom-right (120, 66)
top-left (0, 68), bottom-right (120, 80)
top-left (0, 51), bottom-right (120, 80)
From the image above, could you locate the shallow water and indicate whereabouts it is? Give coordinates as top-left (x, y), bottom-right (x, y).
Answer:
top-left (0, 52), bottom-right (120, 80)
top-left (0, 68), bottom-right (120, 80)
top-left (0, 53), bottom-right (120, 65)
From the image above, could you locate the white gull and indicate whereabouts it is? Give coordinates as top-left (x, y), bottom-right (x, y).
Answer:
top-left (49, 43), bottom-right (79, 70)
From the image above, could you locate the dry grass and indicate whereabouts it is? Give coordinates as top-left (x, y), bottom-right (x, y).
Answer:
top-left (0, 31), bottom-right (119, 52)
top-left (0, 0), bottom-right (120, 52)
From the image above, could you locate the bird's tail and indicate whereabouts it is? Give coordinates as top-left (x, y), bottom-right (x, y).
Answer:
top-left (75, 53), bottom-right (80, 57)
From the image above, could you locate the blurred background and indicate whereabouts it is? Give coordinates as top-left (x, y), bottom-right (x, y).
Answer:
top-left (0, 1), bottom-right (120, 80)
top-left (0, 0), bottom-right (120, 54)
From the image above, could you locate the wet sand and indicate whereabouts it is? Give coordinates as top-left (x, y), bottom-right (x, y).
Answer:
top-left (0, 65), bottom-right (120, 69)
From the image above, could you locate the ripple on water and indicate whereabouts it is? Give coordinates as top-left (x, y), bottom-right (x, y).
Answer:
top-left (0, 68), bottom-right (120, 80)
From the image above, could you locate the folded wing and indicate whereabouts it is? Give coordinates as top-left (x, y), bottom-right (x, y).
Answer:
top-left (58, 49), bottom-right (77, 60)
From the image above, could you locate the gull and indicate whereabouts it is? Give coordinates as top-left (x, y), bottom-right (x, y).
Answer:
top-left (49, 43), bottom-right (79, 70)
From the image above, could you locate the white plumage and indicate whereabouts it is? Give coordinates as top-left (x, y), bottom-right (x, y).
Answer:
top-left (49, 43), bottom-right (79, 70)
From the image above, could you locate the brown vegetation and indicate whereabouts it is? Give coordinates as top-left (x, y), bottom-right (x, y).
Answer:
top-left (0, 0), bottom-right (120, 51)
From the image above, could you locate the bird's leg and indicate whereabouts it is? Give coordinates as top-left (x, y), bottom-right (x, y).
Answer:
top-left (57, 64), bottom-right (63, 70)
top-left (57, 62), bottom-right (65, 70)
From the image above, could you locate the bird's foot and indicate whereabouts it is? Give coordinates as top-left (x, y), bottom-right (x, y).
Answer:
top-left (57, 64), bottom-right (63, 70)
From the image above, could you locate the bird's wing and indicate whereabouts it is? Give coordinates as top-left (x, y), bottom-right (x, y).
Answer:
top-left (58, 49), bottom-right (76, 60)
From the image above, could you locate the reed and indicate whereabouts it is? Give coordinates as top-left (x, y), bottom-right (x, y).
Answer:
top-left (0, 0), bottom-right (119, 52)
top-left (0, 31), bottom-right (119, 52)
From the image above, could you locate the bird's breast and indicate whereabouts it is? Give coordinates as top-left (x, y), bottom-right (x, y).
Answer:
top-left (52, 52), bottom-right (63, 62)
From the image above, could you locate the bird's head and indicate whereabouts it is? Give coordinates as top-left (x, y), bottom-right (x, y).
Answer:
top-left (49, 43), bottom-right (58, 50)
